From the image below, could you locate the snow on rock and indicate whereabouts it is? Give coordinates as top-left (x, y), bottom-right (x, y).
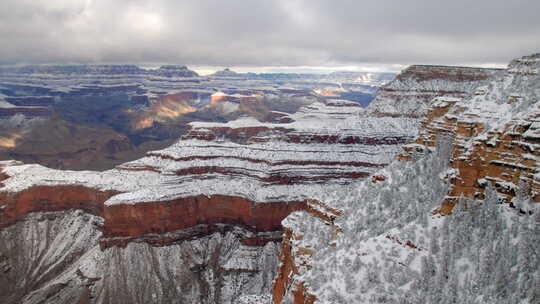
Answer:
top-left (280, 132), bottom-right (539, 304)
top-left (3, 55), bottom-right (538, 304)
top-left (0, 91), bottom-right (421, 304)
top-left (398, 53), bottom-right (540, 212)
top-left (0, 212), bottom-right (279, 304)
top-left (368, 65), bottom-right (504, 117)
top-left (276, 53), bottom-right (540, 304)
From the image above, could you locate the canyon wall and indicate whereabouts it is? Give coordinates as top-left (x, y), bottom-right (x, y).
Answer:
top-left (276, 53), bottom-right (540, 304)
top-left (399, 53), bottom-right (540, 213)
top-left (1, 54), bottom-right (537, 304)
top-left (368, 65), bottom-right (504, 117)
top-left (0, 98), bottom-right (410, 304)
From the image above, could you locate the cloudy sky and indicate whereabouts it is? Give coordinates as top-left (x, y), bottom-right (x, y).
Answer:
top-left (1, 0), bottom-right (539, 72)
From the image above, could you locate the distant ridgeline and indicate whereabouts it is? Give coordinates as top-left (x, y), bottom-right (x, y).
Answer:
top-left (0, 64), bottom-right (394, 170)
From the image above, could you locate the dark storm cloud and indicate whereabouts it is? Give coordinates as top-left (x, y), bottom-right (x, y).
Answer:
top-left (1, 0), bottom-right (539, 67)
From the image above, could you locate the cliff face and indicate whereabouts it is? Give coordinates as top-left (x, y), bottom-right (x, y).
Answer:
top-left (0, 98), bottom-right (411, 303)
top-left (400, 53), bottom-right (540, 213)
top-left (368, 65), bottom-right (503, 117)
top-left (272, 63), bottom-right (508, 303)
top-left (0, 163), bottom-right (300, 303)
top-left (0, 211), bottom-right (281, 304)
top-left (273, 204), bottom-right (342, 304)
top-left (2, 55), bottom-right (537, 304)
top-left (275, 54), bottom-right (540, 304)
top-left (120, 100), bottom-right (414, 189)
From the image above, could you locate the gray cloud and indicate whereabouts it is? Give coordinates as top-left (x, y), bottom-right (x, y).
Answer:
top-left (1, 0), bottom-right (539, 68)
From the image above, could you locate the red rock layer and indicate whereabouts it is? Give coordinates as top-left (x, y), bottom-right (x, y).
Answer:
top-left (103, 195), bottom-right (307, 239)
top-left (100, 224), bottom-right (279, 249)
top-left (272, 200), bottom-right (342, 304)
top-left (399, 65), bottom-right (497, 82)
top-left (399, 100), bottom-right (540, 214)
top-left (398, 100), bottom-right (459, 162)
top-left (272, 228), bottom-right (316, 304)
top-left (0, 185), bottom-right (118, 229)
top-left (442, 115), bottom-right (540, 213)
top-left (0, 183), bottom-right (313, 249)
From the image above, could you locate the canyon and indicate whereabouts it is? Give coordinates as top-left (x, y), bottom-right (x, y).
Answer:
top-left (277, 53), bottom-right (540, 303)
top-left (0, 65), bottom-right (391, 170)
top-left (1, 53), bottom-right (539, 304)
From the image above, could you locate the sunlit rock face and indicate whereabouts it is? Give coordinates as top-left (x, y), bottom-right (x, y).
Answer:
top-left (0, 65), bottom-right (186, 170)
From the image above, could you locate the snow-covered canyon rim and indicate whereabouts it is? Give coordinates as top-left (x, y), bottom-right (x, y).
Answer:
top-left (1, 53), bottom-right (539, 304)
top-left (276, 52), bottom-right (540, 304)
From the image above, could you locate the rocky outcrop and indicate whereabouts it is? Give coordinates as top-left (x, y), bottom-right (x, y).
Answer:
top-left (368, 65), bottom-right (504, 117)
top-left (271, 57), bottom-right (539, 304)
top-left (273, 201), bottom-right (342, 304)
top-left (102, 196), bottom-right (307, 247)
top-left (0, 94), bottom-right (416, 303)
top-left (154, 65), bottom-right (199, 77)
top-left (121, 100), bottom-right (412, 190)
top-left (399, 54), bottom-right (540, 214)
top-left (0, 160), bottom-right (306, 303)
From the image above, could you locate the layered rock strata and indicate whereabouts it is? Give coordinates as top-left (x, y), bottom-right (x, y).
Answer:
top-left (0, 160), bottom-right (306, 303)
top-left (368, 65), bottom-right (504, 117)
top-left (120, 100), bottom-right (414, 187)
top-left (0, 99), bottom-right (411, 303)
top-left (0, 59), bottom-right (526, 304)
top-left (275, 53), bottom-right (540, 304)
top-left (399, 53), bottom-right (540, 213)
